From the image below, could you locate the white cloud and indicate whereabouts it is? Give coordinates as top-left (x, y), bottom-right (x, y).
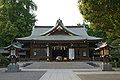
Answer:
top-left (33, 0), bottom-right (83, 26)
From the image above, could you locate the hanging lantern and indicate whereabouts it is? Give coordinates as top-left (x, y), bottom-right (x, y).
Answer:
top-left (64, 47), bottom-right (65, 50)
top-left (54, 47), bottom-right (55, 50)
top-left (60, 46), bottom-right (62, 50)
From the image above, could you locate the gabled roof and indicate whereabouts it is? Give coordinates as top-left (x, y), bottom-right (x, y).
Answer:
top-left (30, 26), bottom-right (89, 37)
top-left (16, 19), bottom-right (103, 41)
top-left (5, 42), bottom-right (22, 50)
top-left (40, 19), bottom-right (79, 36)
top-left (95, 42), bottom-right (114, 50)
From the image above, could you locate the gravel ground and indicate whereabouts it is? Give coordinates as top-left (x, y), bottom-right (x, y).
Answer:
top-left (0, 70), bottom-right (46, 80)
top-left (78, 74), bottom-right (120, 80)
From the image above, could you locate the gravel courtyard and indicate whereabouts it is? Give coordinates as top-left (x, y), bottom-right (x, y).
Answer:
top-left (0, 70), bottom-right (46, 80)
top-left (78, 74), bottom-right (120, 80)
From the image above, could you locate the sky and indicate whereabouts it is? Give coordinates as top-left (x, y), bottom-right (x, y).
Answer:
top-left (33, 0), bottom-right (83, 26)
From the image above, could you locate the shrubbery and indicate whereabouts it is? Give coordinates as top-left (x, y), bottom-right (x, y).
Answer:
top-left (109, 62), bottom-right (120, 67)
top-left (0, 53), bottom-right (10, 67)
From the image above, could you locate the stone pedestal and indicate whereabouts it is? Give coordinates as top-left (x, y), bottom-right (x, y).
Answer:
top-left (6, 63), bottom-right (21, 72)
top-left (102, 63), bottom-right (113, 71)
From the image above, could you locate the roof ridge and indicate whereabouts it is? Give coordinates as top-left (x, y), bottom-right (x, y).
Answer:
top-left (35, 26), bottom-right (84, 28)
top-left (40, 19), bottom-right (80, 36)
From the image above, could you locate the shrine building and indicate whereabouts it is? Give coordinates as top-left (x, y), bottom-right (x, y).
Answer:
top-left (16, 19), bottom-right (102, 61)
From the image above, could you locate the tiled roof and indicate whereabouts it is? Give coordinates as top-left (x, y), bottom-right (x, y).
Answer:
top-left (4, 42), bottom-right (22, 49)
top-left (95, 42), bottom-right (114, 50)
top-left (16, 19), bottom-right (102, 41)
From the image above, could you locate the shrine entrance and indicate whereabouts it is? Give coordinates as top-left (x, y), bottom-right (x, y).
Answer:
top-left (51, 46), bottom-right (68, 60)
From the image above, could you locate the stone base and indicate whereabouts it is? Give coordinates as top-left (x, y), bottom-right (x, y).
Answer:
top-left (102, 63), bottom-right (113, 71)
top-left (6, 63), bottom-right (21, 72)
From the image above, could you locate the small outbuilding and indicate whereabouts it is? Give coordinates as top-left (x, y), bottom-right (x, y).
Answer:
top-left (95, 42), bottom-right (114, 63)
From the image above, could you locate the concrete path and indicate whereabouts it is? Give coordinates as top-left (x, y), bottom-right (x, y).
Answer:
top-left (39, 69), bottom-right (81, 80)
top-left (23, 62), bottom-right (99, 69)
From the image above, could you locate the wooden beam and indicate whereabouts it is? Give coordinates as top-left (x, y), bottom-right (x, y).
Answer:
top-left (30, 41), bottom-right (33, 58)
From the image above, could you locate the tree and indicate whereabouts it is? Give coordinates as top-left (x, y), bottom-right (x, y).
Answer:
top-left (0, 22), bottom-right (18, 47)
top-left (78, 0), bottom-right (120, 43)
top-left (0, 53), bottom-right (10, 66)
top-left (87, 28), bottom-right (107, 42)
top-left (110, 39), bottom-right (120, 61)
top-left (77, 22), bottom-right (107, 41)
top-left (0, 0), bottom-right (37, 47)
top-left (111, 39), bottom-right (120, 54)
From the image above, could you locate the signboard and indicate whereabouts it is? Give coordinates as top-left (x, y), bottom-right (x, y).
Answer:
top-left (11, 50), bottom-right (15, 55)
top-left (34, 51), bottom-right (36, 56)
top-left (69, 48), bottom-right (74, 59)
top-left (83, 52), bottom-right (86, 56)
top-left (47, 47), bottom-right (49, 56)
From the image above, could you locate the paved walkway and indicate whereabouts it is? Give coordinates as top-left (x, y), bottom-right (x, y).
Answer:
top-left (3, 61), bottom-right (120, 80)
top-left (21, 69), bottom-right (120, 80)
top-left (23, 62), bottom-right (100, 69)
top-left (39, 69), bottom-right (81, 80)
top-left (1, 67), bottom-right (120, 80)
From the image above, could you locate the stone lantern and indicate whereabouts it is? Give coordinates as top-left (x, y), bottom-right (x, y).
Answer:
top-left (5, 43), bottom-right (21, 72)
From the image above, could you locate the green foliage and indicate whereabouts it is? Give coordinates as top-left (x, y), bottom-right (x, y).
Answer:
top-left (0, 0), bottom-right (37, 47)
top-left (109, 62), bottom-right (120, 67)
top-left (77, 23), bottom-right (107, 41)
top-left (0, 54), bottom-right (10, 66)
top-left (110, 39), bottom-right (120, 56)
top-left (0, 22), bottom-right (18, 47)
top-left (78, 0), bottom-right (120, 42)
top-left (77, 23), bottom-right (84, 28)
top-left (111, 39), bottom-right (120, 48)
top-left (87, 28), bottom-right (107, 41)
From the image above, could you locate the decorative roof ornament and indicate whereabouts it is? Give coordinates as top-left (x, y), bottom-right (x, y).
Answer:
top-left (39, 19), bottom-right (79, 36)
top-left (56, 18), bottom-right (63, 25)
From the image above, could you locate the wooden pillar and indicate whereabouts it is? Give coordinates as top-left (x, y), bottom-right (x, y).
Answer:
top-left (16, 49), bottom-right (18, 56)
top-left (30, 42), bottom-right (33, 59)
top-left (86, 42), bottom-right (89, 60)
top-left (103, 48), bottom-right (107, 63)
top-left (103, 48), bottom-right (104, 55)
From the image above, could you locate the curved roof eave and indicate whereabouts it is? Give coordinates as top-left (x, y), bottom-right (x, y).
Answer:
top-left (40, 20), bottom-right (79, 36)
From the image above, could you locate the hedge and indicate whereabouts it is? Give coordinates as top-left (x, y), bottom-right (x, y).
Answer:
top-left (0, 53), bottom-right (10, 67)
top-left (109, 62), bottom-right (120, 67)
